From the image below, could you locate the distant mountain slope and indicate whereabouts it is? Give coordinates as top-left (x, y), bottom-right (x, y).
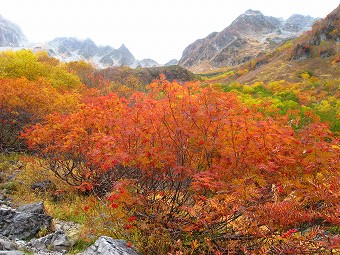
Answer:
top-left (34, 37), bottom-right (160, 68)
top-left (0, 15), bottom-right (27, 47)
top-left (290, 4), bottom-right (340, 60)
top-left (138, 58), bottom-right (160, 68)
top-left (233, 4), bottom-right (340, 84)
top-left (164, 59), bottom-right (178, 66)
top-left (179, 10), bottom-right (316, 72)
top-left (0, 15), bottom-right (160, 69)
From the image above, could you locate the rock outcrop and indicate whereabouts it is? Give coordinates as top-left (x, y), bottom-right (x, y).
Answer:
top-left (81, 236), bottom-right (141, 255)
top-left (0, 202), bottom-right (142, 255)
top-left (0, 202), bottom-right (52, 240)
top-left (0, 237), bottom-right (19, 251)
top-left (0, 250), bottom-right (24, 255)
top-left (27, 230), bottom-right (74, 253)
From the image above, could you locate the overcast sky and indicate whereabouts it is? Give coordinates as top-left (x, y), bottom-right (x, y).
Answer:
top-left (1, 0), bottom-right (339, 64)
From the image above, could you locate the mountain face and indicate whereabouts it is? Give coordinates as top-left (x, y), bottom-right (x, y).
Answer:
top-left (137, 58), bottom-right (160, 68)
top-left (289, 4), bottom-right (340, 61)
top-left (0, 15), bottom-right (159, 69)
top-left (0, 15), bottom-right (27, 47)
top-left (164, 59), bottom-right (179, 66)
top-left (283, 14), bottom-right (317, 32)
top-left (36, 38), bottom-right (145, 68)
top-left (231, 4), bottom-right (340, 85)
top-left (179, 10), bottom-right (317, 71)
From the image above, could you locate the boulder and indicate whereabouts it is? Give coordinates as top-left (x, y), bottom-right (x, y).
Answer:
top-left (27, 230), bottom-right (74, 252)
top-left (16, 202), bottom-right (46, 214)
top-left (53, 219), bottom-right (80, 244)
top-left (81, 236), bottom-right (141, 255)
top-left (0, 251), bottom-right (25, 255)
top-left (30, 180), bottom-right (56, 193)
top-left (0, 202), bottom-right (52, 240)
top-left (0, 237), bottom-right (18, 250)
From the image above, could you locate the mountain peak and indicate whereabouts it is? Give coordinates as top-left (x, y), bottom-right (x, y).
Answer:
top-left (179, 9), bottom-right (317, 71)
top-left (119, 44), bottom-right (128, 50)
top-left (244, 9), bottom-right (263, 16)
top-left (83, 38), bottom-right (95, 43)
top-left (283, 14), bottom-right (317, 32)
top-left (138, 58), bottom-right (160, 68)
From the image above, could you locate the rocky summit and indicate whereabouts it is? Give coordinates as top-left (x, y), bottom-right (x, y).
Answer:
top-left (179, 10), bottom-right (317, 71)
top-left (34, 38), bottom-right (145, 68)
top-left (0, 15), bottom-right (160, 69)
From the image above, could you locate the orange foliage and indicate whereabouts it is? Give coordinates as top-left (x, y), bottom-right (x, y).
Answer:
top-left (23, 77), bottom-right (340, 253)
top-left (0, 77), bottom-right (81, 151)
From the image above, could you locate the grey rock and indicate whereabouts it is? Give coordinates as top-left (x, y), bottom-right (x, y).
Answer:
top-left (53, 219), bottom-right (80, 239)
top-left (30, 180), bottom-right (56, 193)
top-left (0, 202), bottom-right (52, 240)
top-left (0, 251), bottom-right (25, 255)
top-left (81, 236), bottom-right (141, 255)
top-left (16, 202), bottom-right (45, 215)
top-left (0, 237), bottom-right (18, 250)
top-left (27, 230), bottom-right (73, 252)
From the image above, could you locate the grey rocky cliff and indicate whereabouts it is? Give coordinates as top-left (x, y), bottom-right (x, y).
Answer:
top-left (179, 10), bottom-right (317, 70)
top-left (0, 15), bottom-right (158, 69)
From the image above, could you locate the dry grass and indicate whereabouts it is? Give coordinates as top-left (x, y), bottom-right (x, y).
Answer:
top-left (235, 56), bottom-right (340, 84)
top-left (0, 154), bottom-right (96, 243)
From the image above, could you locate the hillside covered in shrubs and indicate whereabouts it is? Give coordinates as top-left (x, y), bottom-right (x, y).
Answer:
top-left (0, 50), bottom-right (339, 254)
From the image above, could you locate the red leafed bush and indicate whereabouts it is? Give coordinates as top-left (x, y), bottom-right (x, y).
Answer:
top-left (23, 77), bottom-right (340, 253)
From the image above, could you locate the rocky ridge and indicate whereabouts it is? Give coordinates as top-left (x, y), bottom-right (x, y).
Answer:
top-left (32, 37), bottom-right (159, 69)
top-left (0, 15), bottom-right (161, 69)
top-left (289, 4), bottom-right (340, 60)
top-left (164, 59), bottom-right (179, 66)
top-left (231, 4), bottom-right (340, 84)
top-left (179, 10), bottom-right (317, 71)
